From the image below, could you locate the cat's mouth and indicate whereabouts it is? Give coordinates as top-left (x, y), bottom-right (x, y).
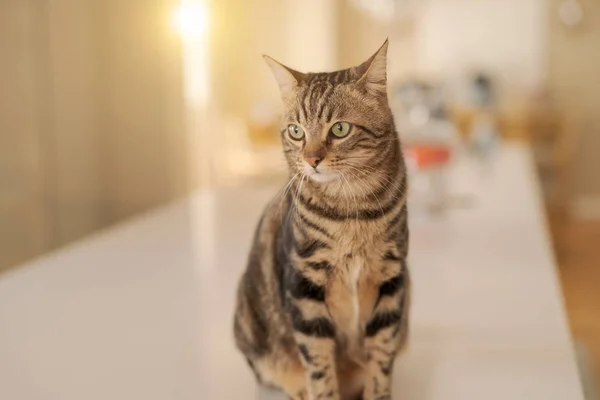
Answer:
top-left (304, 168), bottom-right (339, 183)
top-left (301, 161), bottom-right (340, 183)
top-left (309, 172), bottom-right (339, 183)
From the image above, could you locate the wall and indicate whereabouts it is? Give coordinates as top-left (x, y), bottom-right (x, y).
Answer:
top-left (337, 0), bottom-right (417, 82)
top-left (548, 0), bottom-right (600, 199)
top-left (0, 0), bottom-right (188, 272)
top-left (338, 0), bottom-right (547, 110)
top-left (416, 0), bottom-right (547, 103)
top-left (46, 0), bottom-right (105, 243)
top-left (97, 0), bottom-right (188, 222)
top-left (210, 0), bottom-right (286, 119)
top-left (0, 0), bottom-right (49, 269)
top-left (210, 0), bottom-right (339, 120)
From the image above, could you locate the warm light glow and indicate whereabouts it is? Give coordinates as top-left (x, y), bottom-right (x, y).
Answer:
top-left (172, 0), bottom-right (209, 40)
top-left (172, 0), bottom-right (210, 105)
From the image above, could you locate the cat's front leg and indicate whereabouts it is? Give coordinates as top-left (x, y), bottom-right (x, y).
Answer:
top-left (285, 266), bottom-right (340, 400)
top-left (295, 334), bottom-right (338, 400)
top-left (363, 257), bottom-right (409, 400)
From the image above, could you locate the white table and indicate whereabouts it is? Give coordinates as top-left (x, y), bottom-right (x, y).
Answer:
top-left (0, 144), bottom-right (584, 400)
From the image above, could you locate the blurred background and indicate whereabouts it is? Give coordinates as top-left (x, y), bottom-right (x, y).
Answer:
top-left (0, 0), bottom-right (599, 388)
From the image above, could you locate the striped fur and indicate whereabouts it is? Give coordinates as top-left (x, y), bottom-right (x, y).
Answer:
top-left (234, 40), bottom-right (409, 400)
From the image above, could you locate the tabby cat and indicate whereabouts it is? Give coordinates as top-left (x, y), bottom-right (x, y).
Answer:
top-left (233, 40), bottom-right (409, 400)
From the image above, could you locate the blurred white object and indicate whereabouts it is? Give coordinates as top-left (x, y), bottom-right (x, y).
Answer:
top-left (558, 0), bottom-right (584, 27)
top-left (408, 105), bottom-right (430, 126)
top-left (470, 113), bottom-right (500, 163)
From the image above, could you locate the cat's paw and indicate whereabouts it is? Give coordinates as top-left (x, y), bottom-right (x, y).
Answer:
top-left (289, 388), bottom-right (308, 400)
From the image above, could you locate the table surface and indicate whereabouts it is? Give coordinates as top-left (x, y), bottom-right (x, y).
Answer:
top-left (0, 144), bottom-right (584, 400)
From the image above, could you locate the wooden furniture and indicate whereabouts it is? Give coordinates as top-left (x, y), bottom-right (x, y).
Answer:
top-left (526, 97), bottom-right (580, 258)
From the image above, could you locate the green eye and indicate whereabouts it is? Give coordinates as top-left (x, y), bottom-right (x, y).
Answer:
top-left (287, 124), bottom-right (305, 140)
top-left (330, 122), bottom-right (352, 138)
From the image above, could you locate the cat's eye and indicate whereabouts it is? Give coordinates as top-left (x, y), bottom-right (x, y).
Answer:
top-left (287, 124), bottom-right (305, 140)
top-left (330, 122), bottom-right (352, 138)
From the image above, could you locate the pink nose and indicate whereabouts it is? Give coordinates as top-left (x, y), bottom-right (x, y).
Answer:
top-left (305, 156), bottom-right (323, 168)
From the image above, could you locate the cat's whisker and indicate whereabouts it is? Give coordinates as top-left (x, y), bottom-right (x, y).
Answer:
top-left (340, 171), bottom-right (359, 224)
top-left (346, 163), bottom-right (398, 185)
top-left (351, 163), bottom-right (397, 186)
top-left (346, 169), bottom-right (385, 218)
top-left (294, 173), bottom-right (308, 225)
top-left (345, 164), bottom-right (398, 196)
top-left (339, 172), bottom-right (352, 220)
top-left (281, 173), bottom-right (304, 248)
top-left (345, 165), bottom-right (403, 218)
top-left (275, 172), bottom-right (300, 219)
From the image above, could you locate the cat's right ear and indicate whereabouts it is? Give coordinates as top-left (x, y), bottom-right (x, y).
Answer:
top-left (263, 55), bottom-right (304, 96)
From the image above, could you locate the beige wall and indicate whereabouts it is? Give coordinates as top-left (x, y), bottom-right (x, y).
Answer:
top-left (210, 0), bottom-right (286, 119)
top-left (0, 0), bottom-right (49, 268)
top-left (97, 0), bottom-right (188, 222)
top-left (337, 0), bottom-right (417, 80)
top-left (415, 0), bottom-right (546, 91)
top-left (46, 0), bottom-right (105, 243)
top-left (0, 0), bottom-right (188, 272)
top-left (210, 0), bottom-right (339, 119)
top-left (338, 0), bottom-right (548, 108)
top-left (416, 0), bottom-right (547, 102)
top-left (548, 0), bottom-right (600, 197)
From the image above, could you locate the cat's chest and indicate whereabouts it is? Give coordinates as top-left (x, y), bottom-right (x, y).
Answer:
top-left (323, 222), bottom-right (389, 271)
top-left (328, 223), bottom-right (381, 252)
top-left (323, 222), bottom-right (389, 301)
top-left (323, 238), bottom-right (385, 355)
top-left (317, 222), bottom-right (389, 327)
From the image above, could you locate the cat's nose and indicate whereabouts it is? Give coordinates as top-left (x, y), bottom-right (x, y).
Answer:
top-left (305, 156), bottom-right (323, 168)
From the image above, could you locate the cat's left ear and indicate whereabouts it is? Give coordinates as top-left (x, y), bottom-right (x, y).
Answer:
top-left (354, 39), bottom-right (389, 96)
top-left (263, 55), bottom-right (305, 97)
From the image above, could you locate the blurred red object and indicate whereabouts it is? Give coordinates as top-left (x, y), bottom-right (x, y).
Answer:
top-left (405, 144), bottom-right (452, 169)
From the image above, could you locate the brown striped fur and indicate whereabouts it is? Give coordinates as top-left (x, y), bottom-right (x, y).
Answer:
top-left (234, 40), bottom-right (409, 400)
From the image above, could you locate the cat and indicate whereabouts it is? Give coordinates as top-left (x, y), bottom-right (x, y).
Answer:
top-left (233, 40), bottom-right (409, 400)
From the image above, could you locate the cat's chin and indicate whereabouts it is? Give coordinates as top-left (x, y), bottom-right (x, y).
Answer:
top-left (308, 172), bottom-right (339, 183)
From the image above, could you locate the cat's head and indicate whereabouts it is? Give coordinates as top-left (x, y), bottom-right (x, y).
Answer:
top-left (265, 40), bottom-right (398, 185)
